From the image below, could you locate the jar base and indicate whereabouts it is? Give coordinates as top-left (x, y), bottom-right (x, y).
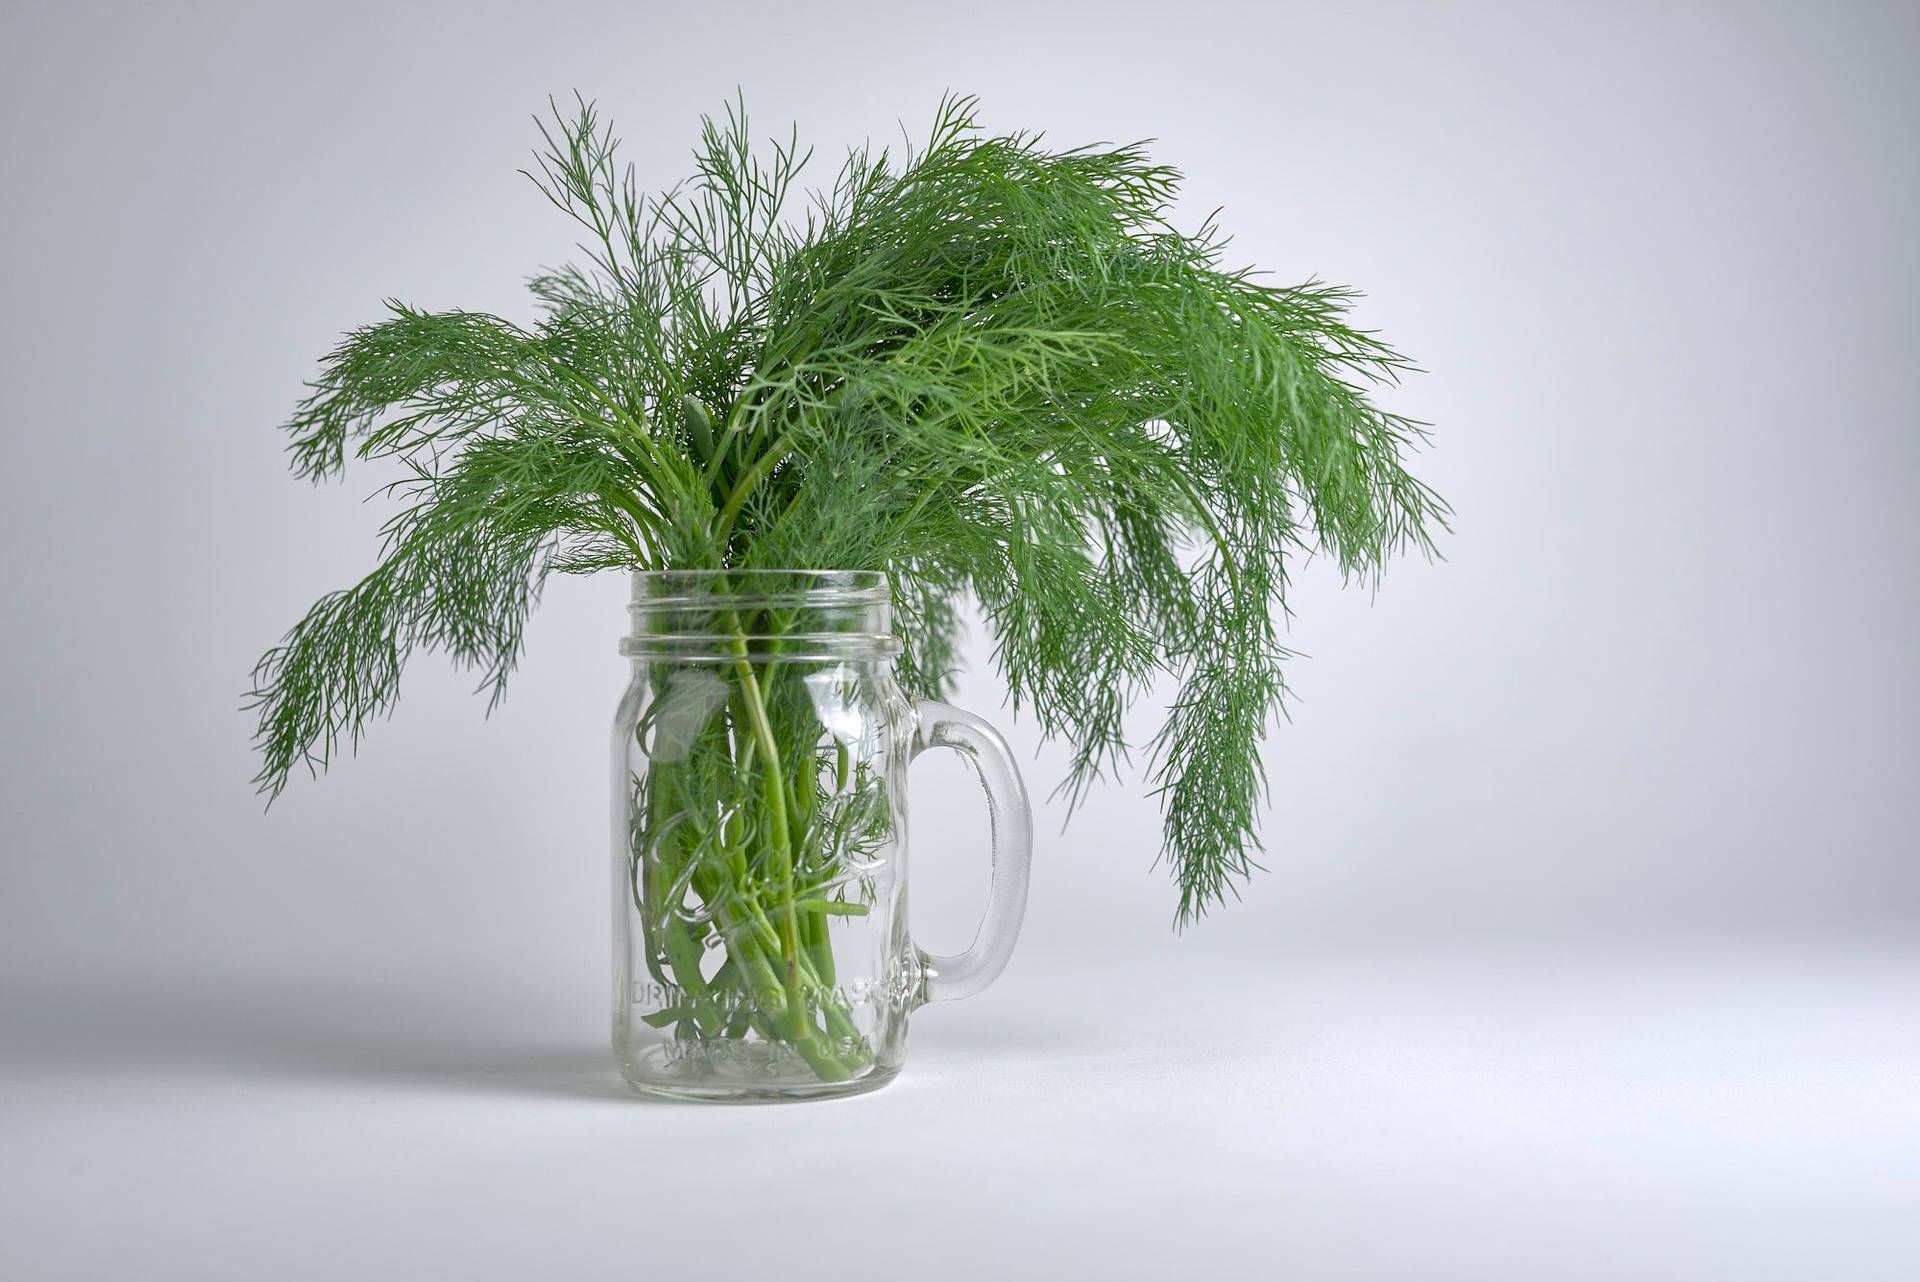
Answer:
top-left (618, 1063), bottom-right (901, 1103)
top-left (616, 1040), bottom-right (901, 1102)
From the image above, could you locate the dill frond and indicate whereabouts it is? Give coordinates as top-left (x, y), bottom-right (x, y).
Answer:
top-left (251, 93), bottom-right (1447, 923)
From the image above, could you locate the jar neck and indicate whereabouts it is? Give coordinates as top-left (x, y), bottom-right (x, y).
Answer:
top-left (620, 569), bottom-right (899, 663)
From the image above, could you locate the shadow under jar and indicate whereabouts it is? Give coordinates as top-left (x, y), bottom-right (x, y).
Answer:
top-left (612, 570), bottom-right (1032, 1102)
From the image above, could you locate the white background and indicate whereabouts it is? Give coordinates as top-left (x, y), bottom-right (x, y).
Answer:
top-left (2, 2), bottom-right (1915, 1278)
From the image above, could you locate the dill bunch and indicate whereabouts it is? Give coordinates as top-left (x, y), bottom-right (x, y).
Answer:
top-left (251, 94), bottom-right (1445, 923)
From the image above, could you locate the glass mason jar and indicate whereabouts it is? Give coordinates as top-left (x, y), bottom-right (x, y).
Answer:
top-left (612, 570), bottom-right (1032, 1101)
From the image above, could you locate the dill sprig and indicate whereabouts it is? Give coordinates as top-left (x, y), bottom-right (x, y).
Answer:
top-left (250, 94), bottom-right (1446, 923)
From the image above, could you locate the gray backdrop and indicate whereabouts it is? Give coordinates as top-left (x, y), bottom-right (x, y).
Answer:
top-left (3, 2), bottom-right (1915, 1279)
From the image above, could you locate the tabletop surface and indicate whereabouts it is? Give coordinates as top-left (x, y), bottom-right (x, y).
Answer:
top-left (4, 944), bottom-right (1913, 1281)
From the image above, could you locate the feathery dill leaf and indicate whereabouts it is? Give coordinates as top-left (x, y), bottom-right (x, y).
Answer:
top-left (251, 92), bottom-right (1446, 922)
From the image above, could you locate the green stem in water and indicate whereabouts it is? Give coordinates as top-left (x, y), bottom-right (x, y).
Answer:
top-left (724, 627), bottom-right (809, 1043)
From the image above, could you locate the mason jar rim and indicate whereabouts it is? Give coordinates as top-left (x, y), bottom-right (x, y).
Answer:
top-left (629, 568), bottom-right (889, 608)
top-left (622, 569), bottom-right (900, 662)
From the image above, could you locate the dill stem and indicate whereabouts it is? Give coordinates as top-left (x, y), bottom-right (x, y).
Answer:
top-left (724, 627), bottom-right (806, 1037)
top-left (714, 428), bottom-right (795, 546)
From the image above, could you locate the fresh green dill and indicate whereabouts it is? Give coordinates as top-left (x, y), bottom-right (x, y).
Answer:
top-left (250, 94), bottom-right (1446, 925)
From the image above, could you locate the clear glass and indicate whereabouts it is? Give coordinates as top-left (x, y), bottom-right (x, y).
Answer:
top-left (612, 570), bottom-right (1032, 1101)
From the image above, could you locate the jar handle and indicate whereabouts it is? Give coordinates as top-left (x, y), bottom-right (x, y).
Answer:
top-left (909, 700), bottom-right (1033, 1005)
